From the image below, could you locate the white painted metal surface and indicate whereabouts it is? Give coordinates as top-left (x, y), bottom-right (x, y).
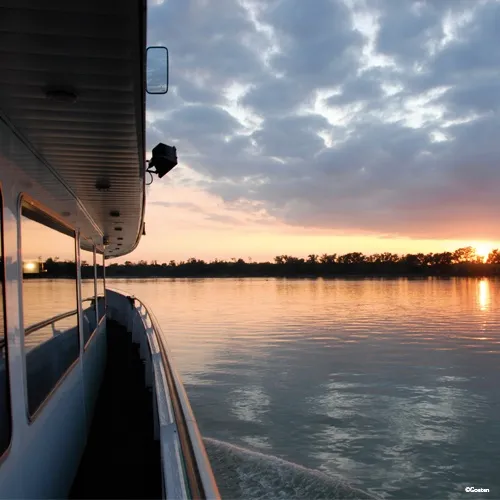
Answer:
top-left (0, 83), bottom-right (108, 498)
top-left (0, 166), bottom-right (105, 498)
top-left (107, 289), bottom-right (221, 500)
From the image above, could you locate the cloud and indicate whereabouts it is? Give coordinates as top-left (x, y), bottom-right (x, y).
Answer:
top-left (174, 78), bottom-right (224, 105)
top-left (203, 213), bottom-right (240, 225)
top-left (252, 114), bottom-right (330, 160)
top-left (241, 78), bottom-right (307, 117)
top-left (168, 105), bottom-right (242, 138)
top-left (266, 0), bottom-right (363, 82)
top-left (146, 0), bottom-right (500, 241)
top-left (150, 201), bottom-right (203, 211)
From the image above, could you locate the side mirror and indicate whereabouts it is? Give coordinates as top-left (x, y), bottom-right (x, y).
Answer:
top-left (146, 46), bottom-right (169, 94)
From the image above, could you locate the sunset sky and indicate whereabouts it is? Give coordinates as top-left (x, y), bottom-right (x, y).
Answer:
top-left (122, 0), bottom-right (500, 263)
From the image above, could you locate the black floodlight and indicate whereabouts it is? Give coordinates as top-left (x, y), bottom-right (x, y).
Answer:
top-left (148, 143), bottom-right (178, 179)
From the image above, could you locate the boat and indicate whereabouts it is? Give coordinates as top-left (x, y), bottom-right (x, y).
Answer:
top-left (0, 0), bottom-right (220, 498)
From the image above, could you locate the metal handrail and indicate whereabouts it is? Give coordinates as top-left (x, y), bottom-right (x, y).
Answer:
top-left (151, 312), bottom-right (203, 498)
top-left (107, 287), bottom-right (220, 500)
top-left (135, 297), bottom-right (215, 499)
top-left (24, 298), bottom-right (94, 337)
top-left (25, 309), bottom-right (77, 337)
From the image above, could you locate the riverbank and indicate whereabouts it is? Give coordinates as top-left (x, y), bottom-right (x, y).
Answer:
top-left (94, 265), bottom-right (500, 279)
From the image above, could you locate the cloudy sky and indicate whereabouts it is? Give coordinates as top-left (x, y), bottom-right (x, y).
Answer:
top-left (133, 0), bottom-right (500, 263)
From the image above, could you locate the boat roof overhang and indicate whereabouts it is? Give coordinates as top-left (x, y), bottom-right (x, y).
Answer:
top-left (0, 0), bottom-right (147, 258)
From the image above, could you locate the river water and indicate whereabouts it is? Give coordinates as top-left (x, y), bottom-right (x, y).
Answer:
top-left (103, 277), bottom-right (500, 499)
top-left (23, 277), bottom-right (500, 498)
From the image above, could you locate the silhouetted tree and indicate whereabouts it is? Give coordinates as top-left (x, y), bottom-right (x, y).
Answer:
top-left (487, 249), bottom-right (500, 264)
top-left (307, 254), bottom-right (319, 264)
top-left (452, 246), bottom-right (477, 263)
top-left (337, 252), bottom-right (366, 264)
top-left (319, 254), bottom-right (337, 265)
top-left (34, 245), bottom-right (499, 278)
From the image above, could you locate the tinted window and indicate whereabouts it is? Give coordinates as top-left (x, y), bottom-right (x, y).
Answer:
top-left (80, 241), bottom-right (97, 346)
top-left (21, 201), bottom-right (79, 416)
top-left (0, 190), bottom-right (11, 453)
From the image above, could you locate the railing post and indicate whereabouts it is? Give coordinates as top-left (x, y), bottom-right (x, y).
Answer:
top-left (130, 310), bottom-right (136, 340)
top-left (152, 375), bottom-right (159, 440)
top-left (139, 328), bottom-right (147, 361)
top-left (144, 348), bottom-right (152, 388)
top-left (132, 310), bottom-right (139, 344)
top-left (127, 300), bottom-right (134, 332)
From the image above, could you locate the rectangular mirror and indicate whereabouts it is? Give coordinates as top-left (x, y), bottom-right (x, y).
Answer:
top-left (146, 46), bottom-right (169, 94)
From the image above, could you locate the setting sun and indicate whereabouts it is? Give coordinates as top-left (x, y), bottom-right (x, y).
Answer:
top-left (473, 243), bottom-right (494, 262)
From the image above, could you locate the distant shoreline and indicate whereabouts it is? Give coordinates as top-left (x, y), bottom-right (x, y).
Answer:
top-left (103, 274), bottom-right (497, 279)
top-left (33, 249), bottom-right (500, 280)
top-left (72, 270), bottom-right (500, 279)
top-left (100, 263), bottom-right (500, 279)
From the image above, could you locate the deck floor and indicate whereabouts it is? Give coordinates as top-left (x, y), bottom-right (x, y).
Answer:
top-left (69, 320), bottom-right (162, 499)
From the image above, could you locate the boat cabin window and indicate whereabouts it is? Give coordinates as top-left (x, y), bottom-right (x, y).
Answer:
top-left (21, 201), bottom-right (79, 417)
top-left (80, 241), bottom-right (97, 347)
top-left (96, 253), bottom-right (105, 322)
top-left (0, 190), bottom-right (11, 455)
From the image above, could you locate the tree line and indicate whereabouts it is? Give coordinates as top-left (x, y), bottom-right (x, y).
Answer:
top-left (34, 246), bottom-right (500, 278)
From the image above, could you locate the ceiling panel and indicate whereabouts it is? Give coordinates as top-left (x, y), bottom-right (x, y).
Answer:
top-left (0, 0), bottom-right (146, 258)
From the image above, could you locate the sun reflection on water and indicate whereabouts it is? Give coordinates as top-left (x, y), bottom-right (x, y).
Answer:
top-left (478, 279), bottom-right (490, 311)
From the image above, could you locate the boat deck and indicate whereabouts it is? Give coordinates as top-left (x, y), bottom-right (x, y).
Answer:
top-left (70, 320), bottom-right (162, 499)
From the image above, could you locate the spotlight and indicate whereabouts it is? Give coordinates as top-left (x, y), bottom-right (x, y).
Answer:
top-left (148, 143), bottom-right (177, 179)
top-left (23, 261), bottom-right (40, 274)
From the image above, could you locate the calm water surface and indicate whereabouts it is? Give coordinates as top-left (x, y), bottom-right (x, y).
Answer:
top-left (33, 278), bottom-right (500, 498)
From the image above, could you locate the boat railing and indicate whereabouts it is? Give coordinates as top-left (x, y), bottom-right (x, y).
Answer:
top-left (24, 298), bottom-right (94, 337)
top-left (106, 287), bottom-right (220, 500)
top-left (25, 309), bottom-right (77, 337)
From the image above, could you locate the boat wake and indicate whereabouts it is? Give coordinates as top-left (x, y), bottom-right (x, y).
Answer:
top-left (203, 438), bottom-right (378, 500)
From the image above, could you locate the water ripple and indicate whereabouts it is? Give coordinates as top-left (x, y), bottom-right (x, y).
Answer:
top-left (104, 277), bottom-right (500, 499)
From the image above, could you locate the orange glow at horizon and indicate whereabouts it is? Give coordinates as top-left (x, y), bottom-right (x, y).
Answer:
top-left (16, 174), bottom-right (500, 263)
top-left (473, 243), bottom-right (494, 262)
top-left (109, 178), bottom-right (500, 263)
